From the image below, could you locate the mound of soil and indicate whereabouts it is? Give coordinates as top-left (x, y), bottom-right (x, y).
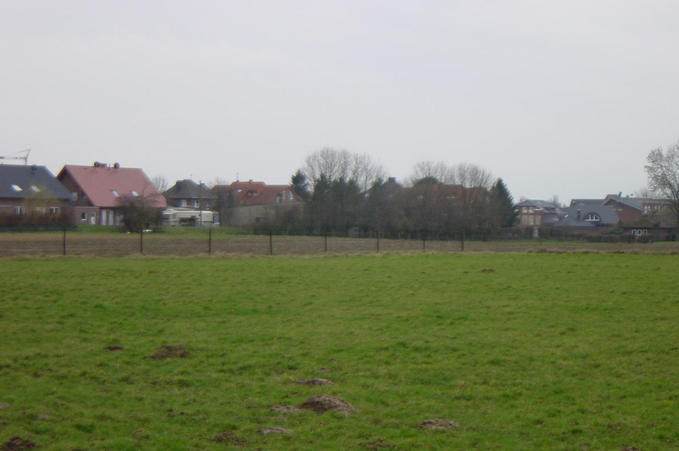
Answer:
top-left (2, 436), bottom-right (36, 450)
top-left (259, 427), bottom-right (292, 435)
top-left (299, 395), bottom-right (356, 414)
top-left (105, 345), bottom-right (124, 351)
top-left (151, 345), bottom-right (188, 360)
top-left (360, 437), bottom-right (396, 450)
top-left (269, 405), bottom-right (300, 414)
top-left (295, 378), bottom-right (334, 386)
top-left (211, 432), bottom-right (247, 446)
top-left (418, 419), bottom-right (460, 430)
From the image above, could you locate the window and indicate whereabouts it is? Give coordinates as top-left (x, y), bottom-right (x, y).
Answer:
top-left (14, 206), bottom-right (24, 215)
top-left (10, 184), bottom-right (22, 192)
top-left (130, 190), bottom-right (139, 197)
top-left (584, 213), bottom-right (600, 222)
top-left (49, 207), bottom-right (60, 215)
top-left (81, 212), bottom-right (87, 222)
top-left (111, 190), bottom-right (120, 198)
top-left (30, 185), bottom-right (40, 192)
top-left (180, 199), bottom-right (187, 207)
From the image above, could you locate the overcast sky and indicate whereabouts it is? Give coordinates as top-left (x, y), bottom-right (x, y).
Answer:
top-left (2, 0), bottom-right (679, 201)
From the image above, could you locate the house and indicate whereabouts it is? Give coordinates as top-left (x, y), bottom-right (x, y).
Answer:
top-left (57, 162), bottom-right (167, 226)
top-left (163, 179), bottom-right (216, 210)
top-left (0, 164), bottom-right (72, 216)
top-left (211, 180), bottom-right (301, 226)
top-left (557, 200), bottom-right (619, 231)
top-left (515, 200), bottom-right (561, 228)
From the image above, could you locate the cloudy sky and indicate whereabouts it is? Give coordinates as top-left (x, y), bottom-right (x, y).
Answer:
top-left (2, 0), bottom-right (678, 201)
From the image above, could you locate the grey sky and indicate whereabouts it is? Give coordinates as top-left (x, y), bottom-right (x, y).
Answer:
top-left (2, 0), bottom-right (678, 202)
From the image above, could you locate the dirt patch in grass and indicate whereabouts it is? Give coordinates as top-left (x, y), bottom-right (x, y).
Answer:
top-left (295, 377), bottom-right (334, 386)
top-left (480, 268), bottom-right (495, 273)
top-left (270, 405), bottom-right (301, 414)
top-left (299, 395), bottom-right (356, 414)
top-left (105, 345), bottom-right (124, 351)
top-left (2, 437), bottom-right (37, 450)
top-left (259, 427), bottom-right (292, 435)
top-left (418, 419), bottom-right (460, 430)
top-left (0, 403), bottom-right (10, 409)
top-left (211, 432), bottom-right (247, 446)
top-left (151, 345), bottom-right (188, 360)
top-left (360, 437), bottom-right (396, 449)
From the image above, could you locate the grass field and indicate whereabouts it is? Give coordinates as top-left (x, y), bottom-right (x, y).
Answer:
top-left (1, 253), bottom-right (678, 449)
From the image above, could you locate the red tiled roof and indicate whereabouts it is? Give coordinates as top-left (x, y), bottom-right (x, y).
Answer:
top-left (242, 185), bottom-right (299, 206)
top-left (211, 181), bottom-right (300, 206)
top-left (58, 165), bottom-right (167, 208)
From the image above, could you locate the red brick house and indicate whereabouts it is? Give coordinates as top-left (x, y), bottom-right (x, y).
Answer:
top-left (211, 180), bottom-right (300, 226)
top-left (57, 162), bottom-right (166, 226)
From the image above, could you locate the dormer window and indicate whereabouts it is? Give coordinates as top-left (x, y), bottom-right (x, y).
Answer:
top-left (10, 184), bottom-right (22, 192)
top-left (111, 190), bottom-right (120, 198)
top-left (130, 190), bottom-right (139, 197)
top-left (584, 213), bottom-right (601, 223)
top-left (30, 185), bottom-right (40, 192)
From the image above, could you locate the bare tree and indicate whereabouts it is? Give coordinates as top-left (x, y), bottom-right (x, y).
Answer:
top-left (151, 175), bottom-right (169, 192)
top-left (409, 161), bottom-right (493, 189)
top-left (645, 142), bottom-right (679, 227)
top-left (409, 161), bottom-right (456, 185)
top-left (303, 148), bottom-right (385, 192)
top-left (207, 176), bottom-right (229, 188)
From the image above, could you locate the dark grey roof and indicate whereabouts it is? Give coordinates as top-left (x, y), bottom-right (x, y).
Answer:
top-left (0, 164), bottom-right (72, 200)
top-left (569, 199), bottom-right (605, 207)
top-left (557, 202), bottom-right (619, 228)
top-left (164, 179), bottom-right (216, 200)
top-left (515, 199), bottom-right (560, 210)
top-left (603, 196), bottom-right (644, 211)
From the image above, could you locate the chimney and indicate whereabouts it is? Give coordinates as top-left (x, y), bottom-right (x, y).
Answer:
top-left (576, 209), bottom-right (581, 221)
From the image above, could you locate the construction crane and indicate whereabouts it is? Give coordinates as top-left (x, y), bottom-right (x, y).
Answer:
top-left (0, 149), bottom-right (31, 165)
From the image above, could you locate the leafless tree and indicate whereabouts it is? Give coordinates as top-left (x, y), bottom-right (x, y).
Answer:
top-left (409, 161), bottom-right (456, 185)
top-left (645, 142), bottom-right (679, 226)
top-left (409, 161), bottom-right (493, 189)
top-left (151, 175), bottom-right (169, 192)
top-left (303, 148), bottom-right (385, 192)
top-left (207, 176), bottom-right (229, 188)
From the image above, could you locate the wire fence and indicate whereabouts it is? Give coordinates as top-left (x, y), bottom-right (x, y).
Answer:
top-left (1, 228), bottom-right (678, 257)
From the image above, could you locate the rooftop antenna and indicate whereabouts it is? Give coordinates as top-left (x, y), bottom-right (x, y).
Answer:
top-left (0, 148), bottom-right (30, 165)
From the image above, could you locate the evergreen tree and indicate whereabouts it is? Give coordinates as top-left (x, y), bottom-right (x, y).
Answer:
top-left (489, 178), bottom-right (516, 228)
top-left (291, 170), bottom-right (310, 201)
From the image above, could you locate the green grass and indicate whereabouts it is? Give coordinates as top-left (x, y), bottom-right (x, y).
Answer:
top-left (1, 253), bottom-right (678, 449)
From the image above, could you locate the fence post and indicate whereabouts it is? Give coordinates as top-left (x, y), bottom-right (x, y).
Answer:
top-left (208, 228), bottom-right (212, 255)
top-left (140, 229), bottom-right (144, 255)
top-left (324, 233), bottom-right (328, 253)
top-left (376, 230), bottom-right (380, 252)
top-left (422, 233), bottom-right (426, 251)
top-left (62, 224), bottom-right (67, 256)
top-left (269, 231), bottom-right (273, 255)
top-left (460, 230), bottom-right (465, 252)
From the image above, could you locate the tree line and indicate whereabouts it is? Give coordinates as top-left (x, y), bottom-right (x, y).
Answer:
top-left (251, 148), bottom-right (516, 239)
